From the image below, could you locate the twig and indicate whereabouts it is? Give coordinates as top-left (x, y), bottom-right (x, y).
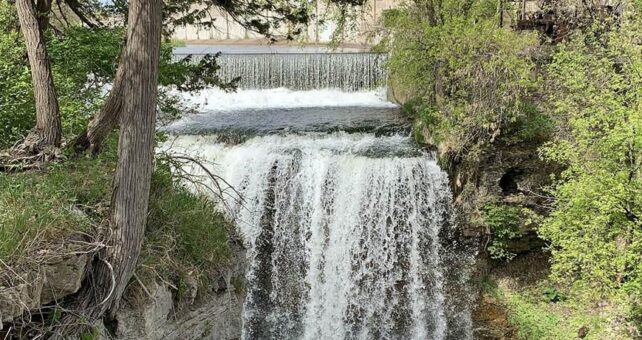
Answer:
top-left (97, 259), bottom-right (115, 307)
top-left (133, 273), bottom-right (154, 301)
top-left (0, 258), bottom-right (28, 285)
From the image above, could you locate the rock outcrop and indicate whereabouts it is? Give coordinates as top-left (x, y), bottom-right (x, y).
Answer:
top-left (0, 244), bottom-right (247, 340)
top-left (112, 248), bottom-right (247, 340)
top-left (111, 278), bottom-right (244, 340)
top-left (0, 254), bottom-right (88, 324)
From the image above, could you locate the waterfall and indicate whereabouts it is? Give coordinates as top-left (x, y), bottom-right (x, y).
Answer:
top-left (163, 134), bottom-right (473, 340)
top-left (165, 49), bottom-right (474, 340)
top-left (174, 53), bottom-right (387, 91)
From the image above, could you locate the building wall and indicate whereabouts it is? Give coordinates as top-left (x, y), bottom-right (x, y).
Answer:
top-left (171, 0), bottom-right (400, 44)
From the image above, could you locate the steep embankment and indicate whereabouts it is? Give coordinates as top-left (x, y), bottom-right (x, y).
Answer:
top-left (0, 139), bottom-right (243, 339)
top-left (378, 4), bottom-right (642, 335)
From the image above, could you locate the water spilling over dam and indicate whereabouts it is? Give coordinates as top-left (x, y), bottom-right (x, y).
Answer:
top-left (164, 47), bottom-right (474, 340)
top-left (174, 48), bottom-right (387, 91)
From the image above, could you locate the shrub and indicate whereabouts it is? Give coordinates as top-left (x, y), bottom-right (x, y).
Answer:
top-left (482, 203), bottom-right (521, 260)
top-left (539, 11), bottom-right (642, 297)
top-left (380, 1), bottom-right (540, 163)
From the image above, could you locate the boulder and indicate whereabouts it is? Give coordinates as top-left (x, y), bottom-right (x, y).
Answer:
top-left (0, 254), bottom-right (87, 324)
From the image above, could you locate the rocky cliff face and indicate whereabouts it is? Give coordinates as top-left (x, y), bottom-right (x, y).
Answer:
top-left (111, 247), bottom-right (247, 340)
top-left (0, 243), bottom-right (247, 340)
top-left (0, 254), bottom-right (88, 324)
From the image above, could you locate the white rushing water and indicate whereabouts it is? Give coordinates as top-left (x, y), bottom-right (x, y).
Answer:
top-left (166, 49), bottom-right (473, 339)
top-left (170, 87), bottom-right (396, 113)
top-left (162, 133), bottom-right (473, 340)
top-left (174, 53), bottom-right (387, 91)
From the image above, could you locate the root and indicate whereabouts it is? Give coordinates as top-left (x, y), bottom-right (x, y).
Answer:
top-left (71, 129), bottom-right (91, 155)
top-left (96, 259), bottom-right (116, 307)
top-left (0, 144), bottom-right (63, 173)
top-left (0, 230), bottom-right (108, 339)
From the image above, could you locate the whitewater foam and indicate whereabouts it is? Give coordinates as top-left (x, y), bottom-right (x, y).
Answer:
top-left (162, 133), bottom-right (473, 340)
top-left (171, 87), bottom-right (396, 113)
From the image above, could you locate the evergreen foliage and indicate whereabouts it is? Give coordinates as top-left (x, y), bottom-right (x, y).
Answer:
top-left (0, 1), bottom-right (237, 148)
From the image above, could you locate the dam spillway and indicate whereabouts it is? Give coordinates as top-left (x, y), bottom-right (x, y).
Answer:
top-left (173, 46), bottom-right (387, 91)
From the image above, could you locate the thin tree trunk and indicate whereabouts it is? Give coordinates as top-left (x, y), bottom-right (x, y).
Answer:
top-left (15, 0), bottom-right (61, 152)
top-left (59, 0), bottom-right (162, 333)
top-left (74, 48), bottom-right (126, 154)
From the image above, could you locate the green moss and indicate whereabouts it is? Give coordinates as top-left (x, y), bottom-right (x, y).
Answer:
top-left (79, 327), bottom-right (100, 340)
top-left (476, 274), bottom-right (502, 299)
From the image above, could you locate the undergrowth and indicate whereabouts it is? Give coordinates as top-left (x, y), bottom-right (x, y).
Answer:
top-left (480, 255), bottom-right (633, 339)
top-left (0, 137), bottom-right (232, 291)
top-left (135, 157), bottom-right (232, 293)
top-left (0, 145), bottom-right (116, 260)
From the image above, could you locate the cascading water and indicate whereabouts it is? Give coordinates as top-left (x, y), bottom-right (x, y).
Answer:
top-left (175, 52), bottom-right (387, 91)
top-left (165, 49), bottom-right (474, 340)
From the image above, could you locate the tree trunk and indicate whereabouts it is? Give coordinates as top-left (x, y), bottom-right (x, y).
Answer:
top-left (60, 0), bottom-right (162, 332)
top-left (103, 0), bottom-right (162, 312)
top-left (15, 0), bottom-right (61, 152)
top-left (35, 0), bottom-right (52, 29)
top-left (74, 48), bottom-right (126, 154)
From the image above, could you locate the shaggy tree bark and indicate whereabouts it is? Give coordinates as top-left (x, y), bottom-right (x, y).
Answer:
top-left (60, 0), bottom-right (162, 332)
top-left (103, 0), bottom-right (162, 312)
top-left (15, 0), bottom-right (61, 152)
top-left (74, 49), bottom-right (126, 154)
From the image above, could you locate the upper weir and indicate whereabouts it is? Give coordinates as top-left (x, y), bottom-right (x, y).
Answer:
top-left (173, 45), bottom-right (387, 91)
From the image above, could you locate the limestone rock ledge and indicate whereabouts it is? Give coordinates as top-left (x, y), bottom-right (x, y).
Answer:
top-left (109, 278), bottom-right (244, 340)
top-left (109, 244), bottom-right (247, 340)
top-left (1, 244), bottom-right (247, 340)
top-left (0, 254), bottom-right (88, 323)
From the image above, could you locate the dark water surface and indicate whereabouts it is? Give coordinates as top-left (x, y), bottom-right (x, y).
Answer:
top-left (164, 106), bottom-right (411, 136)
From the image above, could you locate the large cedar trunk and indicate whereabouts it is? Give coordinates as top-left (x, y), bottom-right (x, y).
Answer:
top-left (62, 0), bottom-right (163, 330)
top-left (15, 0), bottom-right (61, 152)
top-left (103, 0), bottom-right (162, 312)
top-left (74, 49), bottom-right (126, 154)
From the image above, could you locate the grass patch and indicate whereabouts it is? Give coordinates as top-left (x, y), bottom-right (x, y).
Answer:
top-left (486, 272), bottom-right (629, 339)
top-left (479, 252), bottom-right (633, 339)
top-left (505, 289), bottom-right (616, 339)
top-left (0, 147), bottom-right (115, 260)
top-left (139, 159), bottom-right (231, 281)
top-left (1, 138), bottom-right (231, 292)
